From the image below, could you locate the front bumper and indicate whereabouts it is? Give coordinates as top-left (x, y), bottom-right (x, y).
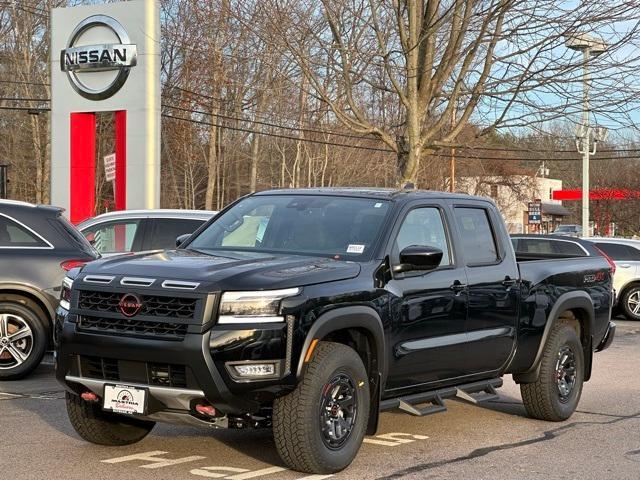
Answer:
top-left (596, 321), bottom-right (616, 352)
top-left (56, 315), bottom-right (296, 422)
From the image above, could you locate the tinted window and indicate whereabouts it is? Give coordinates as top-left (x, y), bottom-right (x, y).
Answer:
top-left (147, 218), bottom-right (204, 250)
top-left (189, 195), bottom-right (391, 260)
top-left (0, 215), bottom-right (47, 247)
top-left (512, 238), bottom-right (586, 256)
top-left (595, 242), bottom-right (640, 261)
top-left (395, 207), bottom-right (451, 266)
top-left (82, 220), bottom-right (140, 254)
top-left (454, 208), bottom-right (498, 264)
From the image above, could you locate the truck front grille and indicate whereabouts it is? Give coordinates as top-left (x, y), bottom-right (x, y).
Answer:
top-left (77, 315), bottom-right (188, 340)
top-left (78, 290), bottom-right (198, 319)
top-left (78, 355), bottom-right (191, 389)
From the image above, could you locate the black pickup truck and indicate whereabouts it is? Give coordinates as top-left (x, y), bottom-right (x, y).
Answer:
top-left (56, 188), bottom-right (615, 474)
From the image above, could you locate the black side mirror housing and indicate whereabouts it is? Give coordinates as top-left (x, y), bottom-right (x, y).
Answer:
top-left (393, 245), bottom-right (443, 274)
top-left (176, 233), bottom-right (192, 248)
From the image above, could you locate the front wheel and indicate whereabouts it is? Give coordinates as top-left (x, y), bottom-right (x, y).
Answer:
top-left (521, 320), bottom-right (584, 421)
top-left (66, 392), bottom-right (155, 446)
top-left (273, 341), bottom-right (370, 474)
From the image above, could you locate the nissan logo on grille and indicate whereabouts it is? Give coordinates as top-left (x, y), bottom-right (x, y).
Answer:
top-left (60, 15), bottom-right (137, 100)
top-left (119, 293), bottom-right (142, 317)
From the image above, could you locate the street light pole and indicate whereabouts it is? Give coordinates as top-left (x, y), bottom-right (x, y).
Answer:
top-left (581, 47), bottom-right (591, 238)
top-left (566, 33), bottom-right (607, 238)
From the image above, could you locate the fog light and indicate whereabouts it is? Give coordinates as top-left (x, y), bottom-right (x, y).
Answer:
top-left (234, 363), bottom-right (275, 377)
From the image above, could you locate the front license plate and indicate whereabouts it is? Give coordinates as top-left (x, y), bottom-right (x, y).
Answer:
top-left (103, 384), bottom-right (147, 415)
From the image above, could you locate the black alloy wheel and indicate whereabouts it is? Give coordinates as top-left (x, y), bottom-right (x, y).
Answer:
top-left (319, 373), bottom-right (358, 450)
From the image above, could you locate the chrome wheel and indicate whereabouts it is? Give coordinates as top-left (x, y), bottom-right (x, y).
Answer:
top-left (555, 345), bottom-right (577, 402)
top-left (0, 313), bottom-right (33, 370)
top-left (319, 373), bottom-right (358, 450)
top-left (627, 290), bottom-right (640, 317)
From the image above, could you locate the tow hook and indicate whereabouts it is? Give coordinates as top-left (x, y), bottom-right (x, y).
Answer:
top-left (195, 403), bottom-right (217, 416)
top-left (80, 391), bottom-right (99, 403)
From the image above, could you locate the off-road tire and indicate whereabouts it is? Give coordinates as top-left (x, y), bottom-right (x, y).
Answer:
top-left (0, 297), bottom-right (48, 380)
top-left (273, 341), bottom-right (370, 474)
top-left (620, 285), bottom-right (640, 321)
top-left (66, 392), bottom-right (155, 446)
top-left (521, 320), bottom-right (584, 421)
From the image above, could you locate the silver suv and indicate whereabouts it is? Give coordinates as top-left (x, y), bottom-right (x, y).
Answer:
top-left (588, 237), bottom-right (640, 320)
top-left (77, 209), bottom-right (216, 256)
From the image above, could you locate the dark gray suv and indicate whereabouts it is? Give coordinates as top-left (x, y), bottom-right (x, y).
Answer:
top-left (0, 200), bottom-right (98, 379)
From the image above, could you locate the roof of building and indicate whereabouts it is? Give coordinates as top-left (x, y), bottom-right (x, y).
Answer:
top-left (541, 202), bottom-right (571, 216)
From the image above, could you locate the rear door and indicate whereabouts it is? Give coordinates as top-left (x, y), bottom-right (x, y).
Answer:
top-left (142, 218), bottom-right (206, 251)
top-left (452, 203), bottom-right (519, 374)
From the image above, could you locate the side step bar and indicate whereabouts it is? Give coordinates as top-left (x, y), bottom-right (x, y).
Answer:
top-left (380, 378), bottom-right (503, 417)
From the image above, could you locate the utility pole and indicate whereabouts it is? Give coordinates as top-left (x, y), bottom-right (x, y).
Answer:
top-left (449, 108), bottom-right (456, 192)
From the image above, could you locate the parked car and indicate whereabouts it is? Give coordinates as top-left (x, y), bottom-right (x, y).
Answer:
top-left (0, 200), bottom-right (98, 379)
top-left (585, 237), bottom-right (640, 320)
top-left (77, 209), bottom-right (216, 256)
top-left (552, 224), bottom-right (582, 237)
top-left (57, 188), bottom-right (615, 474)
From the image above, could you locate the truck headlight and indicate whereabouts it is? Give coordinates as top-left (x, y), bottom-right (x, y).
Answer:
top-left (218, 288), bottom-right (301, 324)
top-left (59, 277), bottom-right (73, 311)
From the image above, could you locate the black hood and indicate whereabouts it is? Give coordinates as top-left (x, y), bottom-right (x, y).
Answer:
top-left (81, 249), bottom-right (361, 291)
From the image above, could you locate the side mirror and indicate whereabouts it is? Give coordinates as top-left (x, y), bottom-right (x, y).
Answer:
top-left (176, 233), bottom-right (192, 248)
top-left (393, 245), bottom-right (443, 274)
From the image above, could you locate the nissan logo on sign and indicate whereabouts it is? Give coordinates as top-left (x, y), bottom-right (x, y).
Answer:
top-left (60, 15), bottom-right (137, 100)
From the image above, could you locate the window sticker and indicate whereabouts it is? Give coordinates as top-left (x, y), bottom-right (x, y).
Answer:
top-left (347, 244), bottom-right (365, 254)
top-left (374, 202), bottom-right (383, 208)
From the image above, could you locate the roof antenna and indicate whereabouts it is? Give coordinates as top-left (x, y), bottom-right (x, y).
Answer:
top-left (403, 182), bottom-right (415, 190)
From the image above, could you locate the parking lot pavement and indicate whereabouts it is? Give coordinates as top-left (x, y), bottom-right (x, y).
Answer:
top-left (1, 321), bottom-right (639, 480)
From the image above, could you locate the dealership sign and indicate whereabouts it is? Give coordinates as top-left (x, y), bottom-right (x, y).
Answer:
top-left (60, 15), bottom-right (137, 100)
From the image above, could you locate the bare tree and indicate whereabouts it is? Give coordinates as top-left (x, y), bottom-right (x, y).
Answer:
top-left (262, 0), bottom-right (640, 185)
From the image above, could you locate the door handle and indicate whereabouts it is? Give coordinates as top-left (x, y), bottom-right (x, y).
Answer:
top-left (450, 280), bottom-right (467, 292)
top-left (619, 264), bottom-right (631, 269)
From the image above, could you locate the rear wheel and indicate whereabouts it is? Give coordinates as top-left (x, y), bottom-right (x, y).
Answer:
top-left (273, 341), bottom-right (369, 474)
top-left (66, 392), bottom-right (155, 446)
top-left (0, 298), bottom-right (48, 380)
top-left (521, 320), bottom-right (584, 421)
top-left (621, 286), bottom-right (640, 321)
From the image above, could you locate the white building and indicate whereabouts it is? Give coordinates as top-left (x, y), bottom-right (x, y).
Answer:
top-left (456, 175), bottom-right (571, 233)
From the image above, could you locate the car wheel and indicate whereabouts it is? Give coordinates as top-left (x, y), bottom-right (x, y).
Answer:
top-left (66, 392), bottom-right (155, 446)
top-left (272, 341), bottom-right (369, 474)
top-left (521, 320), bottom-right (584, 421)
top-left (621, 286), bottom-right (640, 321)
top-left (0, 297), bottom-right (48, 380)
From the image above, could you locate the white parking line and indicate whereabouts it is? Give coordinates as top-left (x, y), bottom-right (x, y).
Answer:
top-left (100, 431), bottom-right (429, 478)
top-left (0, 392), bottom-right (22, 400)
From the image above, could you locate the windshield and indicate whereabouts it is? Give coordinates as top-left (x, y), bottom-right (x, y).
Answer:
top-left (187, 195), bottom-right (391, 260)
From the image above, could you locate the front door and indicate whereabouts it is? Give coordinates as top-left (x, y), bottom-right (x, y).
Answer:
top-left (385, 205), bottom-right (469, 392)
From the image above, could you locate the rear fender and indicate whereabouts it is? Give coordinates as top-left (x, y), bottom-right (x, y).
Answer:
top-left (514, 291), bottom-right (595, 383)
